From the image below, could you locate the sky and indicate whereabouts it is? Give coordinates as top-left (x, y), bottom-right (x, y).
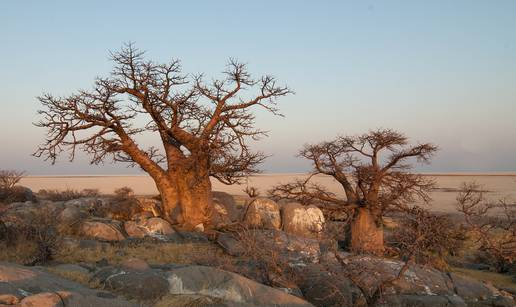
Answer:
top-left (1, 1), bottom-right (515, 175)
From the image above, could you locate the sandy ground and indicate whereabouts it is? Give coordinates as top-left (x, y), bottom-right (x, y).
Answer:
top-left (20, 173), bottom-right (516, 214)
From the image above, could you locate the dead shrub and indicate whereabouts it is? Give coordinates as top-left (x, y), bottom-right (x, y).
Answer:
top-left (388, 206), bottom-right (464, 270)
top-left (37, 188), bottom-right (99, 201)
top-left (0, 170), bottom-right (25, 190)
top-left (0, 170), bottom-right (29, 203)
top-left (216, 224), bottom-right (302, 289)
top-left (114, 186), bottom-right (134, 199)
top-left (0, 208), bottom-right (60, 265)
top-left (457, 182), bottom-right (516, 272)
top-left (243, 186), bottom-right (260, 198)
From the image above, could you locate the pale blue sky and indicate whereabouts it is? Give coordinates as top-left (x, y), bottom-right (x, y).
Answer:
top-left (1, 1), bottom-right (515, 174)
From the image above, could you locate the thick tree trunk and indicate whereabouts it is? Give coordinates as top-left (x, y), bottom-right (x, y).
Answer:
top-left (350, 207), bottom-right (384, 255)
top-left (154, 169), bottom-right (212, 230)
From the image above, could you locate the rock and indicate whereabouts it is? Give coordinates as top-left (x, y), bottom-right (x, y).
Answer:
top-left (243, 198), bottom-right (281, 230)
top-left (217, 233), bottom-right (246, 257)
top-left (449, 272), bottom-right (515, 306)
top-left (0, 262), bottom-right (137, 306)
top-left (131, 211), bottom-right (153, 223)
top-left (156, 293), bottom-right (229, 306)
top-left (0, 294), bottom-right (20, 304)
top-left (19, 292), bottom-right (64, 307)
top-left (64, 197), bottom-right (102, 211)
top-left (141, 217), bottom-right (175, 236)
top-left (211, 191), bottom-right (239, 227)
top-left (377, 294), bottom-right (467, 307)
top-left (58, 206), bottom-right (87, 225)
top-left (79, 219), bottom-right (125, 241)
top-left (120, 258), bottom-right (150, 271)
top-left (217, 229), bottom-right (321, 264)
top-left (212, 191), bottom-right (237, 209)
top-left (0, 201), bottom-right (62, 228)
top-left (335, 255), bottom-right (515, 307)
top-left (123, 221), bottom-right (147, 238)
top-left (135, 197), bottom-right (162, 217)
top-left (94, 198), bottom-right (143, 221)
top-left (298, 264), bottom-right (366, 307)
top-left (93, 267), bottom-right (169, 301)
top-left (167, 265), bottom-right (314, 306)
top-left (50, 264), bottom-right (90, 275)
top-left (0, 186), bottom-right (36, 203)
top-left (281, 203), bottom-right (325, 238)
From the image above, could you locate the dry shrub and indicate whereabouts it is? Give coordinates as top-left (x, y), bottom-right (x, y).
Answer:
top-left (215, 224), bottom-right (302, 289)
top-left (243, 186), bottom-right (260, 198)
top-left (37, 188), bottom-right (99, 201)
top-left (0, 208), bottom-right (60, 265)
top-left (388, 206), bottom-right (464, 270)
top-left (0, 170), bottom-right (29, 203)
top-left (114, 186), bottom-right (134, 199)
top-left (0, 170), bottom-right (25, 190)
top-left (457, 182), bottom-right (516, 272)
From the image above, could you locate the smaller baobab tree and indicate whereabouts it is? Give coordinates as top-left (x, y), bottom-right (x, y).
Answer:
top-left (34, 43), bottom-right (291, 230)
top-left (269, 129), bottom-right (437, 255)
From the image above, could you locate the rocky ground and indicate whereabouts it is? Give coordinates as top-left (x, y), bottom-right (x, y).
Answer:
top-left (0, 187), bottom-right (514, 306)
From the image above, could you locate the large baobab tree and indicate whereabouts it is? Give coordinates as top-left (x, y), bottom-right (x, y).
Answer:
top-left (35, 43), bottom-right (291, 229)
top-left (270, 129), bottom-right (437, 255)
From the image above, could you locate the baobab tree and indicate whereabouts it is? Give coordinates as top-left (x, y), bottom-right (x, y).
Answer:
top-left (34, 43), bottom-right (291, 229)
top-left (269, 129), bottom-right (437, 255)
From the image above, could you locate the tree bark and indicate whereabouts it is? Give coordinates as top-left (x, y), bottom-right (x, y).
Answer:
top-left (350, 207), bottom-right (384, 255)
top-left (154, 168), bottom-right (212, 230)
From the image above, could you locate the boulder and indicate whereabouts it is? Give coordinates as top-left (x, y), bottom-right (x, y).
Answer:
top-left (210, 193), bottom-right (239, 228)
top-left (212, 191), bottom-right (239, 224)
top-left (58, 206), bottom-right (87, 225)
top-left (0, 186), bottom-right (36, 203)
top-left (64, 197), bottom-right (103, 211)
top-left (120, 258), bottom-right (150, 271)
top-left (135, 197), bottom-right (162, 217)
top-left (218, 230), bottom-right (321, 265)
top-left (131, 211), bottom-right (154, 223)
top-left (100, 269), bottom-right (169, 301)
top-left (243, 198), bottom-right (281, 230)
top-left (0, 262), bottom-right (137, 306)
top-left (377, 294), bottom-right (467, 307)
top-left (49, 264), bottom-right (90, 276)
top-left (212, 191), bottom-right (237, 209)
top-left (79, 219), bottom-right (125, 241)
top-left (297, 264), bottom-right (366, 307)
top-left (141, 217), bottom-right (175, 236)
top-left (167, 265), bottom-right (314, 306)
top-left (449, 272), bottom-right (515, 306)
top-left (336, 254), bottom-right (515, 307)
top-left (94, 198), bottom-right (143, 221)
top-left (124, 221), bottom-right (147, 238)
top-left (281, 203), bottom-right (325, 238)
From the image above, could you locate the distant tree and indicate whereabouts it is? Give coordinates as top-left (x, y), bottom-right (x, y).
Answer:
top-left (0, 170), bottom-right (25, 191)
top-left (34, 43), bottom-right (291, 229)
top-left (269, 129), bottom-right (437, 255)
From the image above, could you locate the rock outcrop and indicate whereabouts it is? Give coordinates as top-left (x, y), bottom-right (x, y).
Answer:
top-left (243, 198), bottom-right (282, 230)
top-left (79, 219), bottom-right (125, 241)
top-left (0, 262), bottom-right (137, 306)
top-left (167, 265), bottom-right (314, 306)
top-left (281, 203), bottom-right (325, 238)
